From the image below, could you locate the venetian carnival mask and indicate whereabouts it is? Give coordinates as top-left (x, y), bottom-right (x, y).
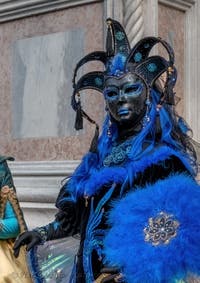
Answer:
top-left (104, 73), bottom-right (147, 125)
top-left (71, 18), bottom-right (177, 130)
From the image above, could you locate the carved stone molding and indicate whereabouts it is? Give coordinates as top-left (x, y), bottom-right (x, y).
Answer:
top-left (123, 0), bottom-right (144, 47)
top-left (103, 0), bottom-right (124, 23)
top-left (8, 160), bottom-right (79, 228)
top-left (0, 0), bottom-right (101, 22)
top-left (158, 0), bottom-right (195, 11)
top-left (104, 0), bottom-right (144, 46)
top-left (184, 1), bottom-right (200, 141)
top-left (143, 0), bottom-right (158, 37)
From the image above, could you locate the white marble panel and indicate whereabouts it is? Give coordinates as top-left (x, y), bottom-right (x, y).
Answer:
top-left (12, 29), bottom-right (84, 138)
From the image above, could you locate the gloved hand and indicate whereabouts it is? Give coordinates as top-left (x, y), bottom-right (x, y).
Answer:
top-left (13, 230), bottom-right (42, 257)
top-left (96, 267), bottom-right (124, 283)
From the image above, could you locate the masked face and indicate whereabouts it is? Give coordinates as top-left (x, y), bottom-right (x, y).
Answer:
top-left (104, 73), bottom-right (147, 126)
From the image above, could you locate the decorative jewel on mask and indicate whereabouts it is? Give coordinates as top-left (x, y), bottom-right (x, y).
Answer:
top-left (144, 211), bottom-right (179, 246)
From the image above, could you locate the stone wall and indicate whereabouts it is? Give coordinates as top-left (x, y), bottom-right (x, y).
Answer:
top-left (158, 3), bottom-right (185, 115)
top-left (0, 1), bottom-right (104, 161)
top-left (0, 0), bottom-right (199, 228)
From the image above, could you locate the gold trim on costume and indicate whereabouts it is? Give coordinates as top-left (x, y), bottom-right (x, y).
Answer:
top-left (0, 186), bottom-right (27, 234)
top-left (0, 186), bottom-right (32, 282)
top-left (94, 273), bottom-right (112, 283)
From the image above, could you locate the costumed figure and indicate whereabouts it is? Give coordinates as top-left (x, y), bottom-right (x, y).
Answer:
top-left (0, 155), bottom-right (32, 282)
top-left (14, 19), bottom-right (200, 283)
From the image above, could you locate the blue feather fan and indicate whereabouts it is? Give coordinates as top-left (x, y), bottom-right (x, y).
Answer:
top-left (103, 174), bottom-right (200, 283)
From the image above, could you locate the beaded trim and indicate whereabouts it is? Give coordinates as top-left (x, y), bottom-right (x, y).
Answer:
top-left (33, 227), bottom-right (48, 244)
top-left (103, 139), bottom-right (133, 167)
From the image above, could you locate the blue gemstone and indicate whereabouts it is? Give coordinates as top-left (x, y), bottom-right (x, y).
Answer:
top-left (95, 77), bottom-right (103, 86)
top-left (134, 52), bottom-right (142, 62)
top-left (119, 45), bottom-right (125, 52)
top-left (115, 31), bottom-right (125, 41)
top-left (147, 63), bottom-right (157, 72)
top-left (144, 43), bottom-right (150, 48)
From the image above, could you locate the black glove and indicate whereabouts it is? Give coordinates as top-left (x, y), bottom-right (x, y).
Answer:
top-left (97, 267), bottom-right (124, 283)
top-left (13, 230), bottom-right (42, 258)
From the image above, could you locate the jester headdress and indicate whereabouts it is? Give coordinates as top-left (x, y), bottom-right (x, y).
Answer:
top-left (71, 18), bottom-right (177, 131)
top-left (70, 17), bottom-right (197, 177)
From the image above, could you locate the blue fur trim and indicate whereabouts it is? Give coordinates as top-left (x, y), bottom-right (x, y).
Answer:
top-left (103, 174), bottom-right (200, 283)
top-left (107, 54), bottom-right (126, 75)
top-left (67, 145), bottom-right (193, 199)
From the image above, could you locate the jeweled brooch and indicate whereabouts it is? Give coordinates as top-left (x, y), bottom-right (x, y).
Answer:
top-left (144, 211), bottom-right (179, 246)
